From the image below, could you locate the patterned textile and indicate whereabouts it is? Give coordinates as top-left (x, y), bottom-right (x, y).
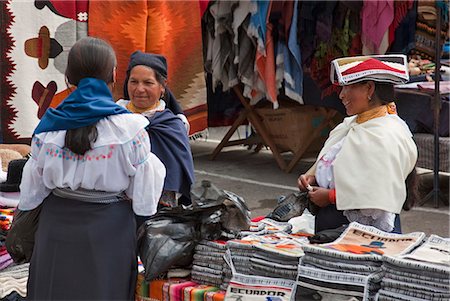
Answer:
top-left (410, 0), bottom-right (449, 60)
top-left (88, 0), bottom-right (207, 137)
top-left (0, 0), bottom-right (87, 143)
top-left (0, 0), bottom-right (206, 143)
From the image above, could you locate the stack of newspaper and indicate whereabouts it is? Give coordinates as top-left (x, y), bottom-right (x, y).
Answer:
top-left (225, 232), bottom-right (307, 284)
top-left (377, 235), bottom-right (450, 301)
top-left (298, 222), bottom-right (425, 301)
top-left (250, 232), bottom-right (307, 280)
top-left (191, 240), bottom-right (228, 288)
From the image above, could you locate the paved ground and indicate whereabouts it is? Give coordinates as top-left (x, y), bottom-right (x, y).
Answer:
top-left (190, 126), bottom-right (450, 238)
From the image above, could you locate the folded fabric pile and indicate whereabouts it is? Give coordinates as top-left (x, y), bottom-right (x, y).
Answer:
top-left (191, 240), bottom-right (227, 288)
top-left (225, 231), bottom-right (308, 290)
top-left (0, 208), bottom-right (15, 272)
top-left (250, 232), bottom-right (307, 280)
top-left (0, 263), bottom-right (29, 299)
top-left (203, 290), bottom-right (226, 301)
top-left (377, 234), bottom-right (450, 301)
top-left (224, 239), bottom-right (254, 290)
top-left (182, 284), bottom-right (221, 301)
top-left (298, 222), bottom-right (425, 301)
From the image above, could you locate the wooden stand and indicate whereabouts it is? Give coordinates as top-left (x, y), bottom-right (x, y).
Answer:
top-left (211, 85), bottom-right (337, 173)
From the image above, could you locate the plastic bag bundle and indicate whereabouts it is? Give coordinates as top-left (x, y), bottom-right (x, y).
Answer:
top-left (6, 205), bottom-right (42, 263)
top-left (137, 180), bottom-right (251, 280)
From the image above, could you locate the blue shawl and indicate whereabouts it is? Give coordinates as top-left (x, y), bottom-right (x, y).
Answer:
top-left (34, 78), bottom-right (129, 134)
top-left (146, 109), bottom-right (195, 198)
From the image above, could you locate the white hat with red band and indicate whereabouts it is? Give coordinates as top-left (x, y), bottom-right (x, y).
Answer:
top-left (330, 54), bottom-right (409, 86)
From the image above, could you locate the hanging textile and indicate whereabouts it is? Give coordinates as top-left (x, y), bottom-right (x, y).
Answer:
top-left (307, 1), bottom-right (362, 99)
top-left (0, 0), bottom-right (87, 143)
top-left (361, 0), bottom-right (394, 54)
top-left (275, 0), bottom-right (303, 104)
top-left (410, 0), bottom-right (449, 60)
top-left (0, 0), bottom-right (207, 143)
top-left (89, 1), bottom-right (208, 137)
top-left (388, 1), bottom-right (417, 54)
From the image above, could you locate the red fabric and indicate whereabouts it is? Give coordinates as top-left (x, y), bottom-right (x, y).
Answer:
top-left (329, 189), bottom-right (336, 204)
top-left (341, 58), bottom-right (406, 76)
top-left (255, 1), bottom-right (277, 106)
top-left (199, 0), bottom-right (210, 17)
top-left (388, 1), bottom-right (414, 45)
top-left (251, 216), bottom-right (266, 222)
top-left (42, 1), bottom-right (88, 21)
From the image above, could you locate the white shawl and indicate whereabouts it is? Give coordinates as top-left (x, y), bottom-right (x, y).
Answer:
top-left (307, 114), bottom-right (417, 214)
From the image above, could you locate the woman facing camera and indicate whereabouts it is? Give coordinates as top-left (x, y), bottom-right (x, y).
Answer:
top-left (298, 55), bottom-right (418, 234)
top-left (117, 51), bottom-right (195, 208)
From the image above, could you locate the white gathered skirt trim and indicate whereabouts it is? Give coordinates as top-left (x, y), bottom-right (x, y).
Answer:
top-left (343, 209), bottom-right (396, 232)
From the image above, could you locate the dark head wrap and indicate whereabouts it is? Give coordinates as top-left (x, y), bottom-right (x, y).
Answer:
top-left (124, 51), bottom-right (167, 99)
top-left (123, 50), bottom-right (183, 115)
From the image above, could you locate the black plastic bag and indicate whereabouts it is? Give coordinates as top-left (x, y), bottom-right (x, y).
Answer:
top-left (6, 204), bottom-right (42, 263)
top-left (137, 205), bottom-right (223, 280)
top-left (137, 180), bottom-right (251, 281)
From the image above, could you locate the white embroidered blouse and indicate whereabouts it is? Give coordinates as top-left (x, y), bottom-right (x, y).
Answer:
top-left (18, 113), bottom-right (166, 216)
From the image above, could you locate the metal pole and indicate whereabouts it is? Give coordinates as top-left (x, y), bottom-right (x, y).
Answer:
top-left (433, 4), bottom-right (442, 208)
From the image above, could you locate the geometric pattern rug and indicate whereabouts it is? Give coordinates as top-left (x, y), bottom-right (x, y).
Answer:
top-left (0, 0), bottom-right (207, 143)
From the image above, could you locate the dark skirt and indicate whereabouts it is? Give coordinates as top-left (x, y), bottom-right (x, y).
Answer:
top-left (27, 193), bottom-right (137, 301)
top-left (315, 204), bottom-right (402, 234)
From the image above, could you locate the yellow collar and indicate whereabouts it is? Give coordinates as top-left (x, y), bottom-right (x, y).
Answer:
top-left (356, 102), bottom-right (396, 124)
top-left (126, 100), bottom-right (160, 114)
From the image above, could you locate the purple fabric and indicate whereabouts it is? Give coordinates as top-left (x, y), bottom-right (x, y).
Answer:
top-left (0, 257), bottom-right (13, 270)
top-left (361, 0), bottom-right (394, 49)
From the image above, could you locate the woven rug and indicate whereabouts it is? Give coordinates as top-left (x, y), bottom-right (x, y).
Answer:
top-left (89, 0), bottom-right (207, 137)
top-left (0, 0), bottom-right (87, 143)
top-left (0, 0), bottom-right (207, 143)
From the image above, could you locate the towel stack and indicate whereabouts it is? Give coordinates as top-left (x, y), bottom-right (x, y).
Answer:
top-left (298, 222), bottom-right (425, 301)
top-left (377, 235), bottom-right (450, 301)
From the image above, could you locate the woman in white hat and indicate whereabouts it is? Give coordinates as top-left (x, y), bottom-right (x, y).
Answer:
top-left (298, 55), bottom-right (418, 234)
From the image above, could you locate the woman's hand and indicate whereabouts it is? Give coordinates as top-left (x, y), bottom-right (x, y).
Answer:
top-left (297, 174), bottom-right (316, 192)
top-left (309, 187), bottom-right (331, 208)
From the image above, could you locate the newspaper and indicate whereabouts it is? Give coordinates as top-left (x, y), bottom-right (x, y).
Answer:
top-left (303, 222), bottom-right (426, 260)
top-left (402, 235), bottom-right (450, 266)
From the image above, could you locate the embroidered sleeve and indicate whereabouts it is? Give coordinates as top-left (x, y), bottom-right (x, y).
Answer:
top-left (18, 136), bottom-right (52, 210)
top-left (124, 129), bottom-right (166, 216)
